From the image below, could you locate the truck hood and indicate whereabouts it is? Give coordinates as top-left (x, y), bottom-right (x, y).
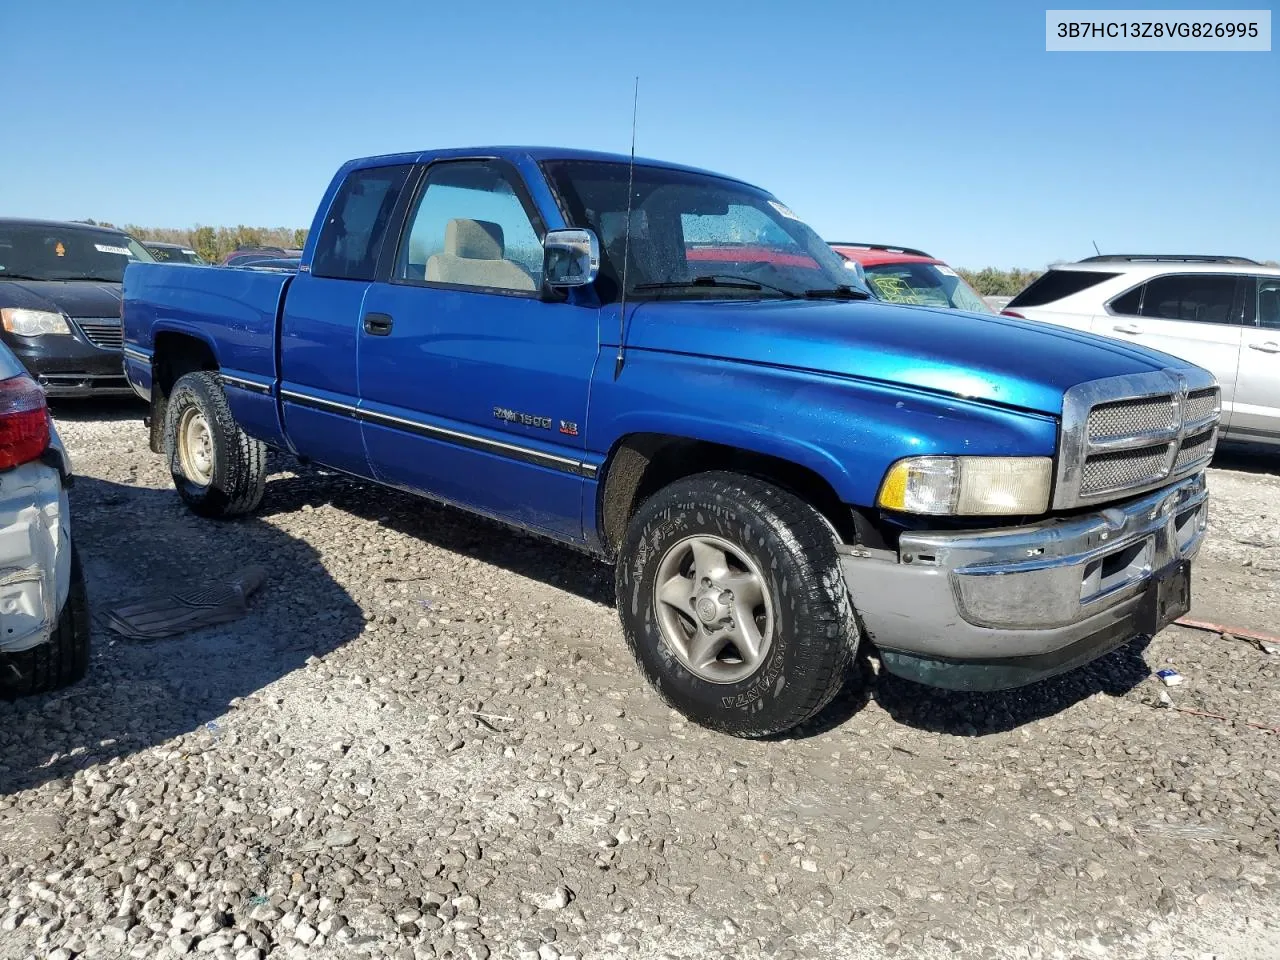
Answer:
top-left (0, 280), bottom-right (123, 318)
top-left (625, 299), bottom-right (1192, 415)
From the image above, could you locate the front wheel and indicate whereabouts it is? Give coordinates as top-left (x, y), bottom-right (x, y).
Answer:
top-left (163, 371), bottom-right (267, 518)
top-left (616, 472), bottom-right (860, 738)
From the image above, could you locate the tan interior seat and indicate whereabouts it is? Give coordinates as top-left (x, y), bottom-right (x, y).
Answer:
top-left (425, 219), bottom-right (536, 292)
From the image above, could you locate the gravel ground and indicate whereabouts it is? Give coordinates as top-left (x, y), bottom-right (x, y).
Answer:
top-left (1, 403), bottom-right (1277, 960)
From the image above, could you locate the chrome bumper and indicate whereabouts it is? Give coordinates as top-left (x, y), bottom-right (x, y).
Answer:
top-left (840, 474), bottom-right (1207, 690)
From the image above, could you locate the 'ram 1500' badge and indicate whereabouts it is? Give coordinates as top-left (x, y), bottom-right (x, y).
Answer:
top-left (493, 406), bottom-right (552, 430)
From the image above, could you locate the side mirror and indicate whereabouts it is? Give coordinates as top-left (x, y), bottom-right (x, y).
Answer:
top-left (543, 228), bottom-right (600, 288)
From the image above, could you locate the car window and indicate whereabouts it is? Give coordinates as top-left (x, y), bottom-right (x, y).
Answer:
top-left (396, 161), bottom-right (542, 294)
top-left (1006, 269), bottom-right (1119, 308)
top-left (1138, 274), bottom-right (1238, 324)
top-left (311, 164), bottom-right (413, 282)
top-left (1259, 278), bottom-right (1280, 330)
top-left (1108, 285), bottom-right (1143, 316)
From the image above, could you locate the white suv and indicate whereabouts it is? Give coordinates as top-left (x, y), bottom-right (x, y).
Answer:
top-left (1003, 255), bottom-right (1280, 447)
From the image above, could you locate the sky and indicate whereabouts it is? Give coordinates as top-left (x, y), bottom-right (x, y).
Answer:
top-left (2, 0), bottom-right (1276, 268)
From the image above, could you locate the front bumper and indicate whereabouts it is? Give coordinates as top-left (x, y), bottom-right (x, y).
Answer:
top-left (841, 473), bottom-right (1207, 691)
top-left (0, 459), bottom-right (72, 654)
top-left (2, 327), bottom-right (133, 397)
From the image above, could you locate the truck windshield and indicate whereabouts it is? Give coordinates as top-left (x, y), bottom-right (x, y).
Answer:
top-left (0, 224), bottom-right (154, 282)
top-left (543, 160), bottom-right (867, 302)
top-left (862, 261), bottom-right (992, 313)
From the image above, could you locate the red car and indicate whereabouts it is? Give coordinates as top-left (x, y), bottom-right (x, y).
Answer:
top-left (829, 242), bottom-right (992, 313)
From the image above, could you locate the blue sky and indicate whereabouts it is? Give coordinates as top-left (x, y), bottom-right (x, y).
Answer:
top-left (2, 0), bottom-right (1275, 267)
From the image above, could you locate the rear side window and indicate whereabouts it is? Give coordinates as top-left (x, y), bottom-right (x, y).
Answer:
top-left (1007, 269), bottom-right (1119, 308)
top-left (1259, 278), bottom-right (1280, 330)
top-left (311, 165), bottom-right (412, 281)
top-left (1109, 285), bottom-right (1143, 316)
top-left (1138, 274), bottom-right (1238, 324)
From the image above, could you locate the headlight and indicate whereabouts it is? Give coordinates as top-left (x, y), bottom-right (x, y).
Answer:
top-left (1, 308), bottom-right (71, 336)
top-left (877, 456), bottom-right (1053, 516)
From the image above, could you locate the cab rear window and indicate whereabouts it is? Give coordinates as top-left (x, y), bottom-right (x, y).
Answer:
top-left (1007, 270), bottom-right (1119, 308)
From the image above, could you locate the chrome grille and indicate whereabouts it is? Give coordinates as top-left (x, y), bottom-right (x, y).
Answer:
top-left (1080, 444), bottom-right (1174, 496)
top-left (1055, 369), bottom-right (1222, 509)
top-left (1184, 388), bottom-right (1219, 425)
top-left (75, 318), bottom-right (123, 350)
top-left (1174, 429), bottom-right (1215, 472)
top-left (1086, 396), bottom-right (1176, 439)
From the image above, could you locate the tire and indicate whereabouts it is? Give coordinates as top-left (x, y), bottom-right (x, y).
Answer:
top-left (3, 545), bottom-right (90, 698)
top-left (163, 371), bottom-right (267, 518)
top-left (616, 471), bottom-right (859, 738)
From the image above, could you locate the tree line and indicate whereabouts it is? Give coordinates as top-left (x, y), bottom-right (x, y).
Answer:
top-left (77, 221), bottom-right (308, 264)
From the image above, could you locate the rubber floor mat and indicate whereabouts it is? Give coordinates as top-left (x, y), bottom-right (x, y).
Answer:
top-left (106, 565), bottom-right (268, 640)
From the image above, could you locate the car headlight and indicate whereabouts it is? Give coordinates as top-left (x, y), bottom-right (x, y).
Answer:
top-left (877, 456), bottom-right (1053, 516)
top-left (1, 308), bottom-right (71, 336)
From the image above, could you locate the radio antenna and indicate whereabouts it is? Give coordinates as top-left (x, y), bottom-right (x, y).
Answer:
top-left (1092, 240), bottom-right (1102, 256)
top-left (614, 76), bottom-right (639, 380)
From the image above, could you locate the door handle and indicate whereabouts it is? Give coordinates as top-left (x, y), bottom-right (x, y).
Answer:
top-left (1248, 341), bottom-right (1280, 353)
top-left (1111, 323), bottom-right (1142, 335)
top-left (363, 313), bottom-right (394, 336)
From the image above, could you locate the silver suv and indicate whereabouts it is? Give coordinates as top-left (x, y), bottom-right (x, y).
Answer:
top-left (1004, 255), bottom-right (1280, 447)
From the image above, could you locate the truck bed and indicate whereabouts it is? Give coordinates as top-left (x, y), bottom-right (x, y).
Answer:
top-left (122, 262), bottom-right (293, 448)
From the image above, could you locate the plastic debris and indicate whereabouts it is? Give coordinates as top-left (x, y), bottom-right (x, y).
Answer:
top-left (106, 566), bottom-right (268, 640)
top-left (1156, 668), bottom-right (1184, 687)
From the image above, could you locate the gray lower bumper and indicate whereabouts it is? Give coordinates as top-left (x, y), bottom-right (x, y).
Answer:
top-left (841, 474), bottom-right (1207, 691)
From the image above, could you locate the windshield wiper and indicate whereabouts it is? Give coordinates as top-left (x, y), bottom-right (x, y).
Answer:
top-left (803, 285), bottom-right (871, 301)
top-left (0, 273), bottom-right (47, 281)
top-left (635, 275), bottom-right (799, 297)
top-left (72, 276), bottom-right (124, 283)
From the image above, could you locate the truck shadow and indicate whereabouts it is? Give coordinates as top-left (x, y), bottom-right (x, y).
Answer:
top-left (258, 462), bottom-right (1154, 740)
top-left (257, 462), bottom-right (615, 607)
top-left (859, 638), bottom-right (1154, 737)
top-left (0, 476), bottom-right (363, 798)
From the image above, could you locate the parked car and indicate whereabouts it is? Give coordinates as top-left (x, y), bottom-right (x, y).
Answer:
top-left (1003, 255), bottom-right (1280, 448)
top-left (221, 247), bottom-right (302, 267)
top-left (830, 243), bottom-right (993, 313)
top-left (243, 257), bottom-right (300, 272)
top-left (0, 218), bottom-right (153, 397)
top-left (0, 340), bottom-right (89, 697)
top-left (122, 147), bottom-right (1217, 738)
top-left (142, 241), bottom-right (207, 265)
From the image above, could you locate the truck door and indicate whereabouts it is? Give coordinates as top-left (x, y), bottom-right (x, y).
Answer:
top-left (357, 159), bottom-right (599, 543)
top-left (278, 163), bottom-right (413, 478)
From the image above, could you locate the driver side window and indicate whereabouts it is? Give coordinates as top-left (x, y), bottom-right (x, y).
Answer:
top-left (397, 161), bottom-right (543, 295)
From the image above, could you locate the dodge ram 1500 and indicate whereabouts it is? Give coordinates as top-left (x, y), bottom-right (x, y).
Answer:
top-left (121, 147), bottom-right (1218, 737)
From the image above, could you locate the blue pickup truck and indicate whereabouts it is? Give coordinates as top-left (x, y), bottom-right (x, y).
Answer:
top-left (120, 147), bottom-right (1219, 737)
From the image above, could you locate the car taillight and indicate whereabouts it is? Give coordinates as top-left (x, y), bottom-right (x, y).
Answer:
top-left (1000, 309), bottom-right (1027, 319)
top-left (0, 373), bottom-right (51, 470)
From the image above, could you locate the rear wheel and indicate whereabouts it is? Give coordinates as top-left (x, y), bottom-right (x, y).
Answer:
top-left (3, 546), bottom-right (90, 698)
top-left (616, 471), bottom-right (860, 738)
top-left (163, 371), bottom-right (267, 518)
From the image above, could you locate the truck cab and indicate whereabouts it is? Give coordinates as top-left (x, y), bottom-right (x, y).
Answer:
top-left (121, 147), bottom-right (1219, 738)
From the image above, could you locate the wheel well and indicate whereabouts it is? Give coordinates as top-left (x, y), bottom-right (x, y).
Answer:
top-left (149, 333), bottom-right (218, 453)
top-left (598, 433), bottom-right (859, 556)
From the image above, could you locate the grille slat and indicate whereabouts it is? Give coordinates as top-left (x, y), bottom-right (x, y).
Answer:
top-left (1184, 388), bottom-right (1219, 425)
top-left (1080, 444), bottom-right (1174, 496)
top-left (1086, 395), bottom-right (1177, 439)
top-left (75, 318), bottom-right (123, 350)
top-left (1174, 430), bottom-right (1215, 473)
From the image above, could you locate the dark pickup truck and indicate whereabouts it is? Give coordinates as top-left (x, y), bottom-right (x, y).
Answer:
top-left (121, 147), bottom-right (1218, 737)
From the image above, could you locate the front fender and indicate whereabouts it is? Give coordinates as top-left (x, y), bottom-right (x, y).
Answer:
top-left (587, 351), bottom-right (1060, 508)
